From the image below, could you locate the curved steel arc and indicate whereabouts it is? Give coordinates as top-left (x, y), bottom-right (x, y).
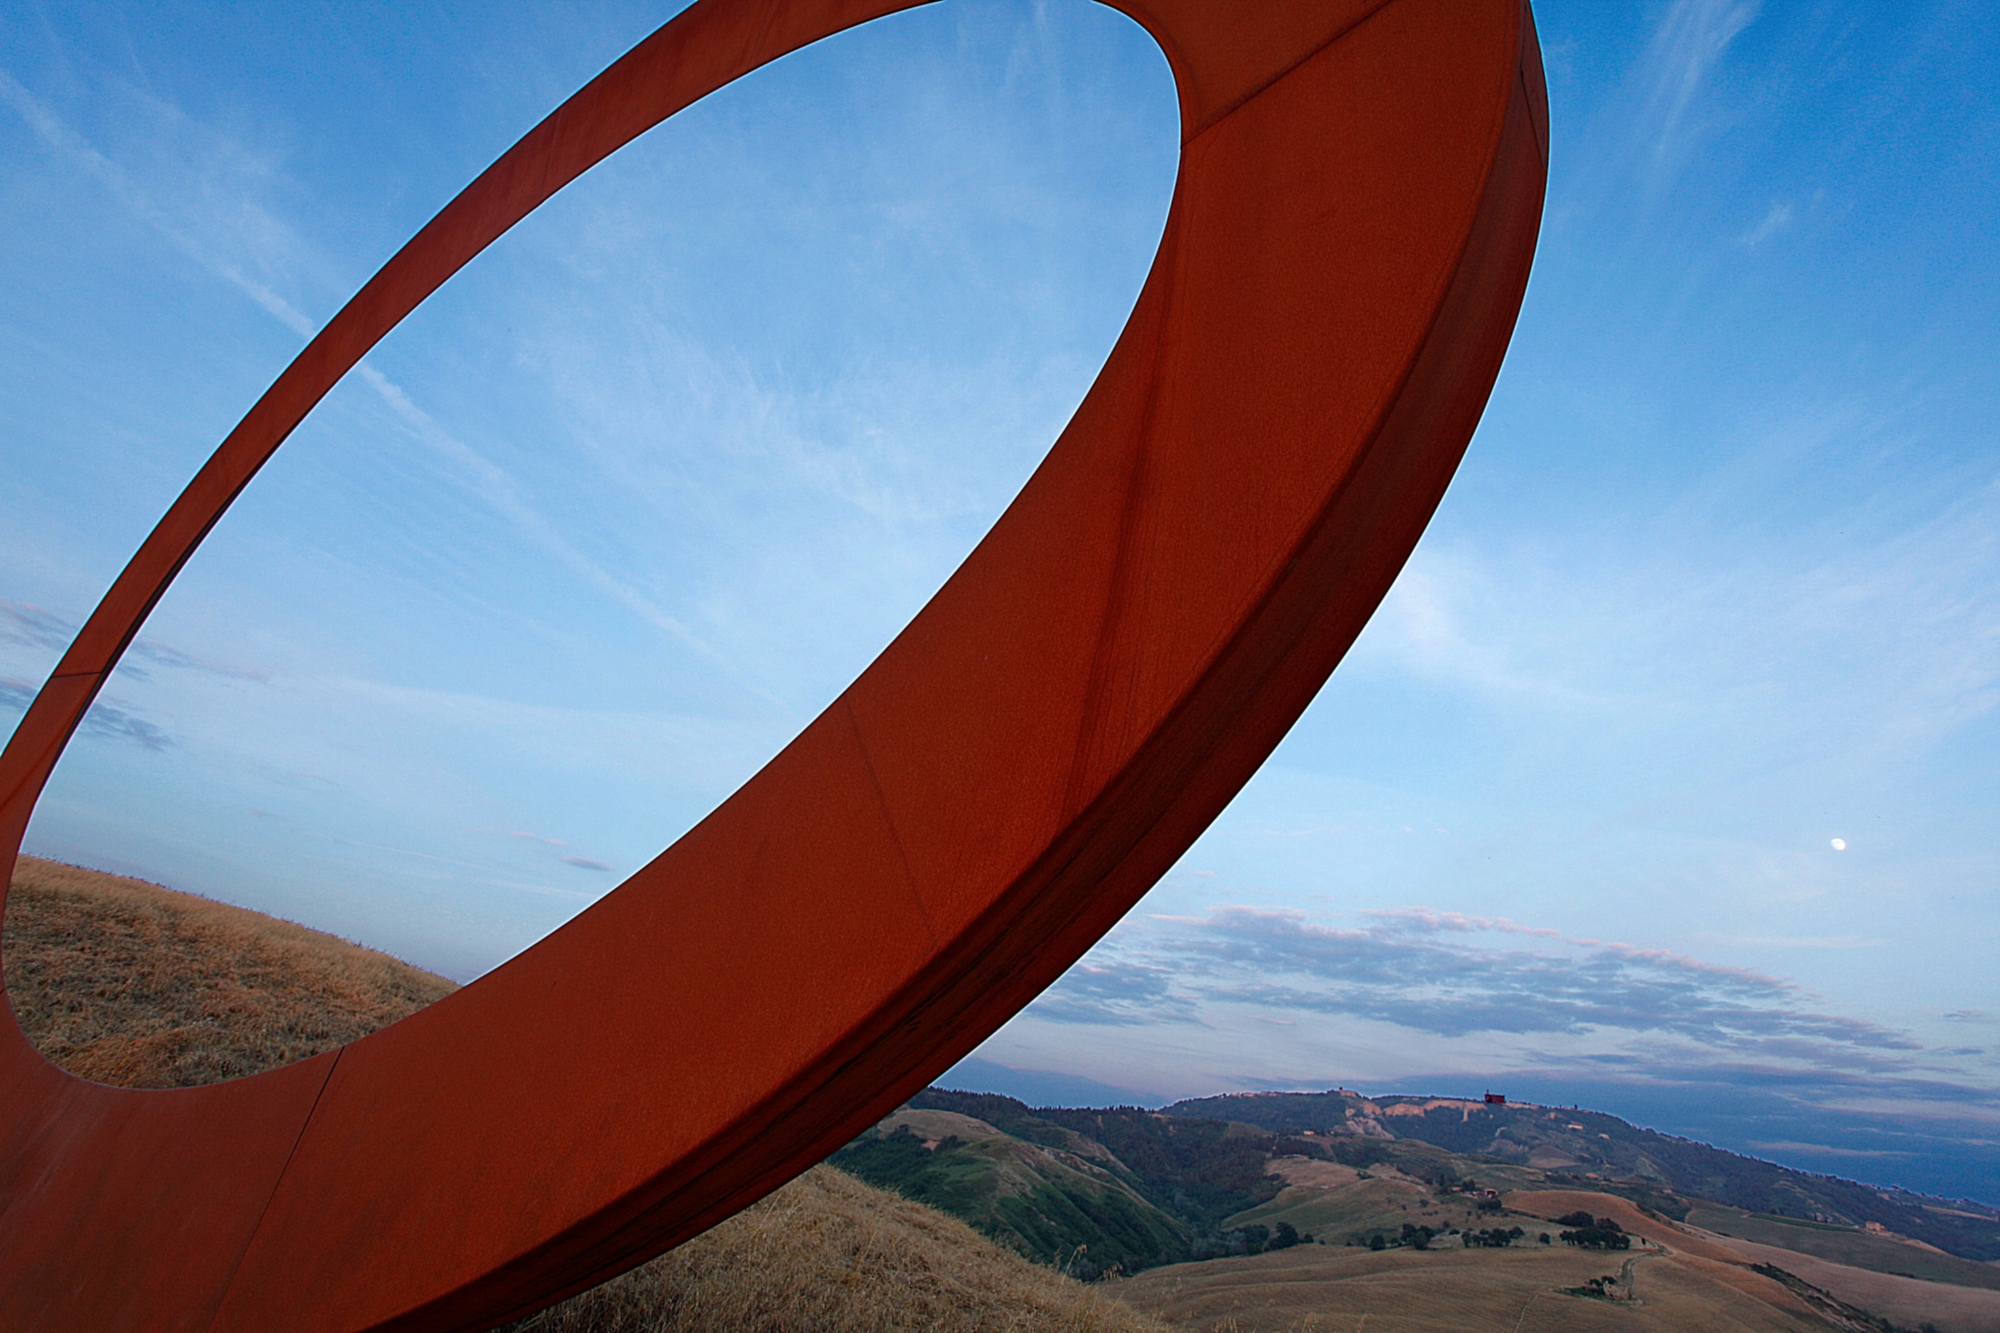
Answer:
top-left (0, 1), bottom-right (1547, 1329)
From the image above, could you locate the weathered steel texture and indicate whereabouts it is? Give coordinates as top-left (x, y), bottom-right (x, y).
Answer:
top-left (0, 0), bottom-right (1547, 1328)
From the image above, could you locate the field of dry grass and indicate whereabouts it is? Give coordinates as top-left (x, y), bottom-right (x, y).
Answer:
top-left (503, 1166), bottom-right (1171, 1333)
top-left (1115, 1241), bottom-right (1830, 1333)
top-left (2, 857), bottom-right (1172, 1333)
top-left (1117, 1187), bottom-right (1995, 1333)
top-left (2, 855), bottom-right (455, 1086)
top-left (1714, 1234), bottom-right (2000, 1333)
top-left (1684, 1202), bottom-right (2000, 1291)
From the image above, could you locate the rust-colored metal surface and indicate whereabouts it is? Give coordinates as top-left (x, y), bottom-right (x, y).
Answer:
top-left (0, 0), bottom-right (1547, 1328)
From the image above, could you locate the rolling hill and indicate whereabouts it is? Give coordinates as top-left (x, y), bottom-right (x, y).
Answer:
top-left (1167, 1089), bottom-right (2000, 1263)
top-left (1115, 1186), bottom-right (1996, 1333)
top-left (830, 1104), bottom-right (1196, 1273)
top-left (845, 1089), bottom-right (2000, 1330)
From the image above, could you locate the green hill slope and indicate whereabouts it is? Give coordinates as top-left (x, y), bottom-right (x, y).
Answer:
top-left (840, 1090), bottom-right (1496, 1272)
top-left (831, 1106), bottom-right (1193, 1274)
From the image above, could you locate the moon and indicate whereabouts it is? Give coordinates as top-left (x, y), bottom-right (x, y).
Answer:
top-left (1831, 838), bottom-right (1848, 851)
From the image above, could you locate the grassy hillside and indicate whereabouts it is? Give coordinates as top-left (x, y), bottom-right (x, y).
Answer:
top-left (1, 858), bottom-right (1170, 1333)
top-left (1682, 1202), bottom-right (2000, 1291)
top-left (872, 1090), bottom-right (1322, 1249)
top-left (503, 1164), bottom-right (1165, 1333)
top-left (1121, 1236), bottom-right (1809, 1333)
top-left (831, 1107), bottom-right (1195, 1273)
top-left (855, 1089), bottom-right (2000, 1331)
top-left (2, 855), bottom-right (455, 1086)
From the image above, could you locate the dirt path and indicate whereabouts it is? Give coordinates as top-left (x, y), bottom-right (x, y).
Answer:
top-left (1614, 1246), bottom-right (1667, 1301)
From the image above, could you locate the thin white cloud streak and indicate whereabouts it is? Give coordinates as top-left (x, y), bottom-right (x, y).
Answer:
top-left (1363, 457), bottom-right (2000, 784)
top-left (1553, 0), bottom-right (1761, 228)
top-left (1632, 0), bottom-right (1760, 195)
top-left (0, 67), bottom-right (730, 677)
top-left (0, 70), bottom-right (319, 339)
top-left (326, 836), bottom-right (596, 900)
top-left (1361, 907), bottom-right (1807, 994)
top-left (352, 365), bottom-right (712, 655)
top-left (1738, 199), bottom-right (1792, 245)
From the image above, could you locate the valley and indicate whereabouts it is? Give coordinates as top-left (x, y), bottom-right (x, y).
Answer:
top-left (839, 1089), bottom-right (2000, 1332)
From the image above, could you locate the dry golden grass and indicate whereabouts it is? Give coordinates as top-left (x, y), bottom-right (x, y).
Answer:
top-left (504, 1166), bottom-right (1173, 1333)
top-left (1, 854), bottom-right (456, 1086)
top-left (1120, 1186), bottom-right (1994, 1333)
top-left (1115, 1241), bottom-right (1830, 1333)
top-left (1709, 1234), bottom-right (2000, 1333)
top-left (2, 856), bottom-right (1173, 1333)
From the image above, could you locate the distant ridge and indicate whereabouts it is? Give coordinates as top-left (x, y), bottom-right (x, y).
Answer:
top-left (851, 1087), bottom-right (2000, 1330)
top-left (1162, 1088), bottom-right (2000, 1263)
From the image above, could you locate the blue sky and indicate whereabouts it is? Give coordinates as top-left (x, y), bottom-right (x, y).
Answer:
top-left (3, 1), bottom-right (1997, 1202)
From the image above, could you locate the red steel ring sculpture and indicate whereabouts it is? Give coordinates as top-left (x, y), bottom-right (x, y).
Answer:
top-left (0, 0), bottom-right (1547, 1327)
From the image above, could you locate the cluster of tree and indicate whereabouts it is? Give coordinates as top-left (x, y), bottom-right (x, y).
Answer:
top-left (1186, 1220), bottom-right (1306, 1260)
top-left (1556, 1212), bottom-right (1632, 1251)
top-left (1561, 1274), bottom-right (1625, 1301)
top-left (1461, 1226), bottom-right (1525, 1248)
top-left (1362, 1223), bottom-right (1440, 1252)
top-left (1325, 1136), bottom-right (1393, 1170)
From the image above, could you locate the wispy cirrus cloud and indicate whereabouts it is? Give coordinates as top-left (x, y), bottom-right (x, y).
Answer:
top-left (1630, 0), bottom-right (1760, 195)
top-left (0, 69), bottom-right (324, 337)
top-left (0, 71), bottom-right (715, 676)
top-left (1560, 0), bottom-right (1762, 224)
